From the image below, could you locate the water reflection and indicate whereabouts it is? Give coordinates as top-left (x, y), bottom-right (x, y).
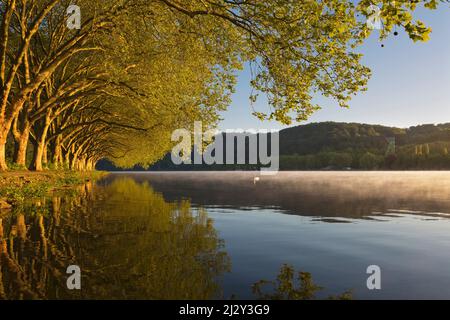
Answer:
top-left (252, 264), bottom-right (352, 300)
top-left (0, 179), bottom-right (230, 300)
top-left (3, 172), bottom-right (450, 300)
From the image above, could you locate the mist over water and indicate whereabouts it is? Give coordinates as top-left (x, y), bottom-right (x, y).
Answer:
top-left (115, 171), bottom-right (450, 220)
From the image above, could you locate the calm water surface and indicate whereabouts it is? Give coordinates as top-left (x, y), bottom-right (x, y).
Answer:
top-left (1, 171), bottom-right (450, 299)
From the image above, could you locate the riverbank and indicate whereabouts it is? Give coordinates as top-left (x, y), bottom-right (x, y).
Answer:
top-left (0, 170), bottom-right (108, 208)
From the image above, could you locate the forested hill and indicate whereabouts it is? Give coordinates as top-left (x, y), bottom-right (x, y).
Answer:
top-left (277, 122), bottom-right (450, 170)
top-left (280, 122), bottom-right (450, 155)
top-left (98, 122), bottom-right (450, 171)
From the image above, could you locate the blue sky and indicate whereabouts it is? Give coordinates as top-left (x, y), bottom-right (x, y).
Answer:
top-left (219, 5), bottom-right (450, 131)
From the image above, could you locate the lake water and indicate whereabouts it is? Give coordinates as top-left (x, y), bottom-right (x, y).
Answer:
top-left (1, 171), bottom-right (450, 299)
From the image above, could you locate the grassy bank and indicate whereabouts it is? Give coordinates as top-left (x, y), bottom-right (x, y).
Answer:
top-left (0, 170), bottom-right (108, 207)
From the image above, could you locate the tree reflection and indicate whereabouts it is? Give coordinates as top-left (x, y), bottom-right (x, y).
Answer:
top-left (0, 178), bottom-right (230, 300)
top-left (252, 264), bottom-right (352, 300)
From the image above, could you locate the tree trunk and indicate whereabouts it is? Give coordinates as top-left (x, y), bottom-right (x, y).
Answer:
top-left (42, 144), bottom-right (48, 167)
top-left (72, 159), bottom-right (79, 171)
top-left (32, 140), bottom-right (45, 171)
top-left (31, 117), bottom-right (51, 171)
top-left (52, 135), bottom-right (63, 169)
top-left (79, 159), bottom-right (86, 171)
top-left (0, 141), bottom-right (7, 171)
top-left (70, 153), bottom-right (79, 171)
top-left (0, 95), bottom-right (31, 171)
top-left (64, 149), bottom-right (71, 169)
top-left (81, 157), bottom-right (88, 171)
top-left (13, 127), bottom-right (30, 167)
top-left (86, 160), bottom-right (93, 171)
top-left (0, 125), bottom-right (12, 171)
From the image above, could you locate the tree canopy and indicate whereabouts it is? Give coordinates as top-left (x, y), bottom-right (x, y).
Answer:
top-left (0, 0), bottom-right (445, 170)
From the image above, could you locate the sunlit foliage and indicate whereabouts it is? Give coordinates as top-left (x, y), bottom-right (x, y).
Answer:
top-left (0, 0), bottom-right (444, 170)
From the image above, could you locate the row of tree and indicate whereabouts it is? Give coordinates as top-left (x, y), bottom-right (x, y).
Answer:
top-left (0, 0), bottom-right (440, 171)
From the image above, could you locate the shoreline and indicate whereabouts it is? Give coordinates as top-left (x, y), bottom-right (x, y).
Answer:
top-left (0, 170), bottom-right (108, 209)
